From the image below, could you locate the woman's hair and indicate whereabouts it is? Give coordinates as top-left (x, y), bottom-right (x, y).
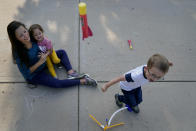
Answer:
top-left (29, 24), bottom-right (44, 42)
top-left (7, 21), bottom-right (29, 66)
top-left (147, 54), bottom-right (173, 73)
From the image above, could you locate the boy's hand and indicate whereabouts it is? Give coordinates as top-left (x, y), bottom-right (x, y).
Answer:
top-left (101, 76), bottom-right (124, 93)
top-left (101, 84), bottom-right (108, 92)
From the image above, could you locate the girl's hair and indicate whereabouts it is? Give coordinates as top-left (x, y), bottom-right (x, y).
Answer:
top-left (7, 21), bottom-right (29, 66)
top-left (29, 24), bottom-right (44, 42)
top-left (147, 54), bottom-right (173, 73)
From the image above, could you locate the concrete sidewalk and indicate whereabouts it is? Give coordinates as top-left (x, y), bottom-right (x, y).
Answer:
top-left (0, 0), bottom-right (196, 131)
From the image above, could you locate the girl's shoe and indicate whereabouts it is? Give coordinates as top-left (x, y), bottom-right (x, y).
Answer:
top-left (67, 70), bottom-right (88, 80)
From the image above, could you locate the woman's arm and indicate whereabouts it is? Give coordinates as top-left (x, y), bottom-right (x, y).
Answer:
top-left (15, 51), bottom-right (49, 80)
top-left (101, 75), bottom-right (126, 92)
top-left (29, 52), bottom-right (49, 73)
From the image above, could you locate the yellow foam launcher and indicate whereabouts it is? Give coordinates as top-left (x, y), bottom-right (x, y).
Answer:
top-left (79, 2), bottom-right (87, 15)
top-left (89, 113), bottom-right (125, 131)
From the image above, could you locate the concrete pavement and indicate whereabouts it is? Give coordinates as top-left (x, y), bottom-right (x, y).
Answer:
top-left (0, 0), bottom-right (196, 131)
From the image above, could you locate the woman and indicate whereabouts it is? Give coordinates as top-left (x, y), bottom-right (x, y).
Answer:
top-left (7, 21), bottom-right (97, 88)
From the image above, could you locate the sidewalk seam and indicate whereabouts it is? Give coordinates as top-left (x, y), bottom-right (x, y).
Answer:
top-left (77, 0), bottom-right (81, 131)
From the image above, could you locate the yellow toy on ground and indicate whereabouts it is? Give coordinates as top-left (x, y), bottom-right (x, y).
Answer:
top-left (89, 114), bottom-right (124, 131)
top-left (89, 106), bottom-right (131, 130)
top-left (128, 40), bottom-right (133, 49)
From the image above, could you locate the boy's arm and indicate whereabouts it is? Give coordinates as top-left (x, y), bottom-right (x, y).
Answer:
top-left (102, 75), bottom-right (126, 92)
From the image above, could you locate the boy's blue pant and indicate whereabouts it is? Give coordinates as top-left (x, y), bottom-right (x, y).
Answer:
top-left (27, 50), bottom-right (80, 88)
top-left (118, 87), bottom-right (142, 107)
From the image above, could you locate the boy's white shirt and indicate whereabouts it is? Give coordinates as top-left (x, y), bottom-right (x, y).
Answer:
top-left (120, 65), bottom-right (149, 91)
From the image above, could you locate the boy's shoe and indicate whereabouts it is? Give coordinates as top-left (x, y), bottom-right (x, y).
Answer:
top-left (125, 104), bottom-right (132, 112)
top-left (56, 63), bottom-right (63, 69)
top-left (131, 105), bottom-right (140, 113)
top-left (83, 75), bottom-right (97, 87)
top-left (67, 70), bottom-right (88, 80)
top-left (115, 94), bottom-right (123, 108)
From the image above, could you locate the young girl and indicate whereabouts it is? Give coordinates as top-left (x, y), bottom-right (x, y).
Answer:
top-left (29, 24), bottom-right (82, 79)
top-left (7, 21), bottom-right (97, 88)
top-left (102, 54), bottom-right (173, 113)
top-left (29, 24), bottom-right (60, 78)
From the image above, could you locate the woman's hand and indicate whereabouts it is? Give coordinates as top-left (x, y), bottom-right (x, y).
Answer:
top-left (30, 52), bottom-right (50, 73)
top-left (38, 52), bottom-right (49, 65)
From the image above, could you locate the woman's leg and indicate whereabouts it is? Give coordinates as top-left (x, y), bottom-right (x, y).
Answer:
top-left (28, 71), bottom-right (80, 88)
top-left (46, 56), bottom-right (57, 78)
top-left (50, 49), bottom-right (61, 64)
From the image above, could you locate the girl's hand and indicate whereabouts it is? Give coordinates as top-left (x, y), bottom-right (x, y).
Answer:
top-left (49, 48), bottom-right (53, 54)
top-left (46, 49), bottom-right (52, 55)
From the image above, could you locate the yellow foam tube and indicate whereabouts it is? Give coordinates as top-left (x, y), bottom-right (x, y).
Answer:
top-left (46, 57), bottom-right (57, 78)
top-left (79, 2), bottom-right (87, 15)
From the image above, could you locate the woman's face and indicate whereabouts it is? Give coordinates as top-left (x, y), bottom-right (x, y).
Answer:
top-left (32, 28), bottom-right (44, 43)
top-left (15, 25), bottom-right (30, 43)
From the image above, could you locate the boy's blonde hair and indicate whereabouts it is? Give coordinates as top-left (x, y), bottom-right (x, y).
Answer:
top-left (147, 54), bottom-right (173, 73)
